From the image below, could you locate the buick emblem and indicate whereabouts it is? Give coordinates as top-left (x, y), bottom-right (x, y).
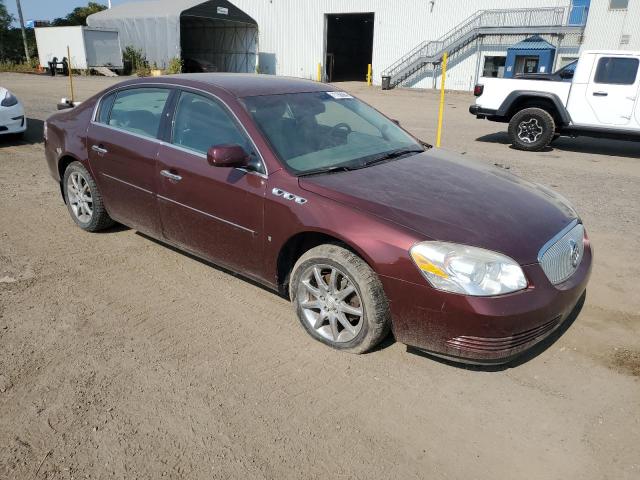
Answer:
top-left (569, 239), bottom-right (580, 268)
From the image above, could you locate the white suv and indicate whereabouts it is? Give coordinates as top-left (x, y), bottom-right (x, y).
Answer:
top-left (470, 50), bottom-right (640, 151)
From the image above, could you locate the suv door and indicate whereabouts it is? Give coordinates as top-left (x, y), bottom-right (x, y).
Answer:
top-left (156, 90), bottom-right (266, 276)
top-left (586, 55), bottom-right (639, 127)
top-left (87, 86), bottom-right (171, 234)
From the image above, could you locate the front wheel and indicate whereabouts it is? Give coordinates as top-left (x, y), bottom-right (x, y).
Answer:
top-left (290, 244), bottom-right (391, 354)
top-left (62, 161), bottom-right (114, 232)
top-left (508, 107), bottom-right (556, 151)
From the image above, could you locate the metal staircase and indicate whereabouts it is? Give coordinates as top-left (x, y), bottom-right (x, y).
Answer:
top-left (381, 6), bottom-right (587, 89)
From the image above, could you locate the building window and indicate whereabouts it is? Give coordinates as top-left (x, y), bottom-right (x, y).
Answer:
top-left (482, 56), bottom-right (506, 78)
top-left (594, 57), bottom-right (639, 85)
top-left (609, 0), bottom-right (629, 10)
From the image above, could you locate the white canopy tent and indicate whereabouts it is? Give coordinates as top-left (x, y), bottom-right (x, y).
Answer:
top-left (87, 0), bottom-right (258, 72)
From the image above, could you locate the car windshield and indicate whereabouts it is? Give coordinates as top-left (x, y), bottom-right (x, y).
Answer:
top-left (242, 91), bottom-right (424, 175)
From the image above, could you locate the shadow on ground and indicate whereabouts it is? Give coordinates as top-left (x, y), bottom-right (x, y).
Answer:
top-left (477, 132), bottom-right (640, 159)
top-left (0, 118), bottom-right (44, 146)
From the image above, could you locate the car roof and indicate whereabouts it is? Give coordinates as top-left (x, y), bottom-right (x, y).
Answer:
top-left (139, 73), bottom-right (340, 98)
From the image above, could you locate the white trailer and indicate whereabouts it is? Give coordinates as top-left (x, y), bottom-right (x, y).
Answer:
top-left (35, 26), bottom-right (123, 71)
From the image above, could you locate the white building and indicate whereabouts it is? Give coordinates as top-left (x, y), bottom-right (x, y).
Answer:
top-left (86, 0), bottom-right (638, 91)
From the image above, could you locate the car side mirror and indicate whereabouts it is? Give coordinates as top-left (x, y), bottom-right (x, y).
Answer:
top-left (207, 144), bottom-right (251, 169)
top-left (559, 70), bottom-right (574, 79)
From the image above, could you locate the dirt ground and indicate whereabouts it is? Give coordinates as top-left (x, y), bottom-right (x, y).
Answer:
top-left (0, 72), bottom-right (639, 480)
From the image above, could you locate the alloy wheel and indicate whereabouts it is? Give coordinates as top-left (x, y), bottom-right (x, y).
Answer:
top-left (297, 264), bottom-right (364, 343)
top-left (67, 171), bottom-right (93, 223)
top-left (517, 117), bottom-right (544, 144)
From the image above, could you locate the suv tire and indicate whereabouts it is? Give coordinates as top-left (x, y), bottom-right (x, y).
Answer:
top-left (290, 244), bottom-right (391, 354)
top-left (508, 107), bottom-right (556, 151)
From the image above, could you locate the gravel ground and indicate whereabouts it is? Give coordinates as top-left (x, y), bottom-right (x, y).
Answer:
top-left (0, 73), bottom-right (639, 480)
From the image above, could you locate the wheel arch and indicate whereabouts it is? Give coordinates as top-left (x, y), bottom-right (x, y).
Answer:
top-left (275, 230), bottom-right (377, 296)
top-left (56, 154), bottom-right (83, 203)
top-left (499, 91), bottom-right (571, 126)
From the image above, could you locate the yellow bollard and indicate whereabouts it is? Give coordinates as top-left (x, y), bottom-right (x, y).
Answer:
top-left (317, 63), bottom-right (322, 82)
top-left (67, 45), bottom-right (75, 104)
top-left (367, 64), bottom-right (372, 86)
top-left (435, 52), bottom-right (448, 148)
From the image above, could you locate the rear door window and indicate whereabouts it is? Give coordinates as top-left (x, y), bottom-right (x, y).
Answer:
top-left (594, 57), bottom-right (639, 85)
top-left (108, 88), bottom-right (170, 138)
top-left (96, 92), bottom-right (116, 124)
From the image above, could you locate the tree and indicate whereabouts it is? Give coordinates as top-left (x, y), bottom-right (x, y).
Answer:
top-left (0, 0), bottom-right (15, 60)
top-left (52, 2), bottom-right (107, 26)
top-left (0, 0), bottom-right (13, 31)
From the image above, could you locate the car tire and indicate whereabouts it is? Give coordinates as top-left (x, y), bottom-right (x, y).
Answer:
top-left (62, 161), bottom-right (114, 232)
top-left (290, 244), bottom-right (391, 354)
top-left (508, 107), bottom-right (556, 151)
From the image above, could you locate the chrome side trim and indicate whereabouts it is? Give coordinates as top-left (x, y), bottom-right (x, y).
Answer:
top-left (271, 187), bottom-right (307, 204)
top-left (157, 195), bottom-right (255, 234)
top-left (90, 82), bottom-right (269, 177)
top-left (537, 219), bottom-right (579, 262)
top-left (101, 172), bottom-right (153, 194)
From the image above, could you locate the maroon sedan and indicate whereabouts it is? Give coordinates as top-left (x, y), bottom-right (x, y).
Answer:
top-left (44, 74), bottom-right (591, 363)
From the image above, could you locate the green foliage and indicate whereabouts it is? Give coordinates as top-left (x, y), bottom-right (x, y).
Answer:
top-left (0, 0), bottom-right (37, 63)
top-left (52, 2), bottom-right (107, 26)
top-left (122, 45), bottom-right (150, 76)
top-left (166, 57), bottom-right (183, 74)
top-left (0, 61), bottom-right (37, 73)
top-left (0, 26), bottom-right (37, 63)
top-left (0, 1), bottom-right (13, 32)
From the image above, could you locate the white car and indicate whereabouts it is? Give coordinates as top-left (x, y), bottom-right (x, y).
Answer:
top-left (470, 50), bottom-right (640, 151)
top-left (0, 87), bottom-right (27, 137)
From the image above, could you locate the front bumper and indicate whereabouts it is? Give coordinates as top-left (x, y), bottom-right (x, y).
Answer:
top-left (0, 103), bottom-right (27, 135)
top-left (381, 241), bottom-right (592, 364)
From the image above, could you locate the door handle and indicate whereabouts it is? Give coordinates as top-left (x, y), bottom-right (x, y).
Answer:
top-left (91, 144), bottom-right (108, 155)
top-left (160, 169), bottom-right (182, 182)
top-left (592, 91), bottom-right (608, 97)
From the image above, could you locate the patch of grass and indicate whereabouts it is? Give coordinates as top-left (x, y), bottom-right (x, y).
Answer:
top-left (0, 62), bottom-right (38, 73)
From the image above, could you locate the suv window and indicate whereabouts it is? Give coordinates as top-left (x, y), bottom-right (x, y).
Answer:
top-left (594, 57), bottom-right (639, 85)
top-left (172, 91), bottom-right (251, 155)
top-left (108, 88), bottom-right (170, 138)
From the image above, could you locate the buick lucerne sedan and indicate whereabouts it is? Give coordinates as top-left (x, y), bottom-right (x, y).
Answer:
top-left (44, 74), bottom-right (591, 363)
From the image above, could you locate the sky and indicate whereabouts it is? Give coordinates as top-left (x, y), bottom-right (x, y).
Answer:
top-left (5, 0), bottom-right (142, 23)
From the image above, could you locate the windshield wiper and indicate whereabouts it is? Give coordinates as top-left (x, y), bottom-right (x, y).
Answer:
top-left (296, 165), bottom-right (355, 177)
top-left (359, 147), bottom-right (425, 168)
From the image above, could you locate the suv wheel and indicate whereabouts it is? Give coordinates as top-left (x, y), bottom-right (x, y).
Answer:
top-left (62, 161), bottom-right (114, 232)
top-left (508, 107), bottom-right (556, 151)
top-left (290, 244), bottom-right (391, 354)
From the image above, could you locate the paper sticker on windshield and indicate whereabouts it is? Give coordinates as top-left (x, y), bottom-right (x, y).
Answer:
top-left (326, 91), bottom-right (353, 100)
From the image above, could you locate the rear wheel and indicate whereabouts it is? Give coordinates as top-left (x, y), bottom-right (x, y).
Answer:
top-left (508, 107), bottom-right (556, 151)
top-left (290, 244), bottom-right (391, 354)
top-left (62, 161), bottom-right (114, 232)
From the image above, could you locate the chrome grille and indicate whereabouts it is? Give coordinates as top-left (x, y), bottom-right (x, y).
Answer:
top-left (539, 222), bottom-right (584, 285)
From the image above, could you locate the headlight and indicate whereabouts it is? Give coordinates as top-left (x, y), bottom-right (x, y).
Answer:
top-left (1, 91), bottom-right (18, 107)
top-left (409, 241), bottom-right (527, 296)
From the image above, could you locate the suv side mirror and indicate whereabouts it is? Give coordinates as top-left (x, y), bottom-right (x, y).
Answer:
top-left (207, 144), bottom-right (251, 168)
top-left (559, 70), bottom-right (574, 79)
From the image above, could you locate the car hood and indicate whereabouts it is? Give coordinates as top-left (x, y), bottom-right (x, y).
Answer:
top-left (298, 149), bottom-right (578, 265)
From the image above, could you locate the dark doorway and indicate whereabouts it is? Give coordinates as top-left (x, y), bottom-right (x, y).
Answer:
top-left (325, 13), bottom-right (374, 82)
